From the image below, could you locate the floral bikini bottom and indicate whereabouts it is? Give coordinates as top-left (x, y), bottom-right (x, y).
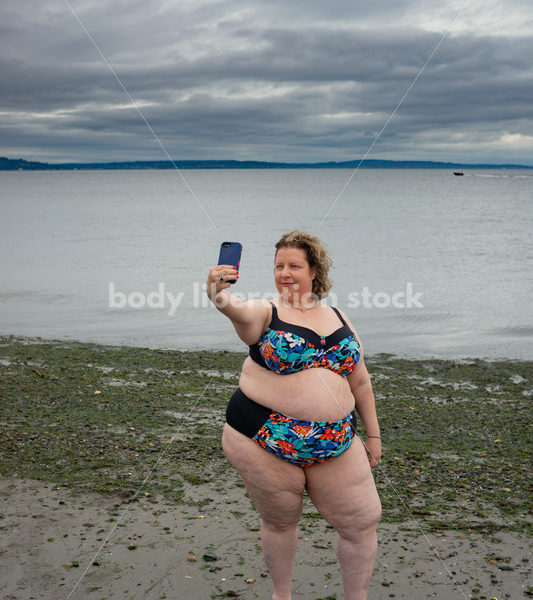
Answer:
top-left (226, 388), bottom-right (356, 467)
top-left (253, 411), bottom-right (355, 466)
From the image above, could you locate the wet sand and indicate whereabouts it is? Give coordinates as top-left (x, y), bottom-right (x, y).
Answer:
top-left (1, 477), bottom-right (531, 599)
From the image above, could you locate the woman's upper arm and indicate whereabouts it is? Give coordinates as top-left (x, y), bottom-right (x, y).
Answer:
top-left (338, 308), bottom-right (371, 391)
top-left (231, 299), bottom-right (270, 345)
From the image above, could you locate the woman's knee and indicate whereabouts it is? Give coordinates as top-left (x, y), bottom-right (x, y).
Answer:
top-left (333, 498), bottom-right (381, 539)
top-left (261, 517), bottom-right (300, 533)
top-left (365, 496), bottom-right (382, 528)
top-left (252, 487), bottom-right (304, 526)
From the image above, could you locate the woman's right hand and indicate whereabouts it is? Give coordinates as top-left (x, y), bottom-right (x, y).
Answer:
top-left (206, 264), bottom-right (238, 300)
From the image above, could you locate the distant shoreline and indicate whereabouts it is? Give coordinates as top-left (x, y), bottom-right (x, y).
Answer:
top-left (1, 156), bottom-right (532, 171)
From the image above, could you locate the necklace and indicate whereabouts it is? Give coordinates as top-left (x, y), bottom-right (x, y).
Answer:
top-left (298, 302), bottom-right (317, 312)
top-left (283, 299), bottom-right (318, 312)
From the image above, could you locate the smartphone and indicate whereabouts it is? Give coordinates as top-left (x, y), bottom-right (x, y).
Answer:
top-left (217, 241), bottom-right (242, 284)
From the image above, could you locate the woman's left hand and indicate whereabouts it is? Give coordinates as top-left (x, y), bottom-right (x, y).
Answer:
top-left (364, 437), bottom-right (382, 468)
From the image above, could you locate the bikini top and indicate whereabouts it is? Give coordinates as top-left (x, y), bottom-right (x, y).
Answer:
top-left (249, 302), bottom-right (360, 376)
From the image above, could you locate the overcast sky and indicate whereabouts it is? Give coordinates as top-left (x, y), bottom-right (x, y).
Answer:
top-left (1, 0), bottom-right (532, 164)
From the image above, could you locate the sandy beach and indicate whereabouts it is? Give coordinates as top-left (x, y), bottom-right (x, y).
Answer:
top-left (1, 477), bottom-right (530, 599)
top-left (0, 336), bottom-right (531, 599)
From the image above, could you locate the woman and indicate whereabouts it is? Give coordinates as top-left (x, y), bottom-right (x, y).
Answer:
top-left (206, 230), bottom-right (382, 600)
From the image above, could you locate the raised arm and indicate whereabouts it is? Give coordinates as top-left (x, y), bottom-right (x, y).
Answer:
top-left (206, 265), bottom-right (269, 345)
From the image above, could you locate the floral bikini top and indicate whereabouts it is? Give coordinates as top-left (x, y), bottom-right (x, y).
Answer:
top-left (249, 303), bottom-right (361, 376)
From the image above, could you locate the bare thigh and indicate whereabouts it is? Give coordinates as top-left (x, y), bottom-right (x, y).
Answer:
top-left (304, 437), bottom-right (382, 535)
top-left (222, 423), bottom-right (306, 524)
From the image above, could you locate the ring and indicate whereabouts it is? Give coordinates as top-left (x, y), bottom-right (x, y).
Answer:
top-left (219, 275), bottom-right (224, 282)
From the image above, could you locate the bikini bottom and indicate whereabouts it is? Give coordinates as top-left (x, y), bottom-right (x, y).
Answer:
top-left (226, 387), bottom-right (356, 467)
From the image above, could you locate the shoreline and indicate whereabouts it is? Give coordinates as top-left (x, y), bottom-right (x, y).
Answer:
top-left (2, 332), bottom-right (532, 363)
top-left (1, 335), bottom-right (531, 598)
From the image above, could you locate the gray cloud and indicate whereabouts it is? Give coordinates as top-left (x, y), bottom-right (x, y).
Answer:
top-left (1, 0), bottom-right (532, 164)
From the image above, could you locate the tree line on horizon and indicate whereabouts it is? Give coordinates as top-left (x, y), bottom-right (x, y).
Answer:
top-left (1, 156), bottom-right (531, 170)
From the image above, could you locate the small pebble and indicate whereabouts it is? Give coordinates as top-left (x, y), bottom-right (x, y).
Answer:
top-left (186, 556), bottom-right (197, 562)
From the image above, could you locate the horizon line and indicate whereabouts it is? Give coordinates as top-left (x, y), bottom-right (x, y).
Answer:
top-left (1, 156), bottom-right (532, 169)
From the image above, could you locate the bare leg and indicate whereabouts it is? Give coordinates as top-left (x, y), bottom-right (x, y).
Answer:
top-left (222, 424), bottom-right (306, 600)
top-left (261, 519), bottom-right (299, 599)
top-left (336, 524), bottom-right (378, 600)
top-left (305, 437), bottom-right (381, 600)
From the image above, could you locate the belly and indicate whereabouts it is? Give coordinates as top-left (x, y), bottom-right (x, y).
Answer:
top-left (239, 357), bottom-right (355, 421)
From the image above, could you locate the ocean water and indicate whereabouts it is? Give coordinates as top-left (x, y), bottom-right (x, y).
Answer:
top-left (0, 168), bottom-right (532, 359)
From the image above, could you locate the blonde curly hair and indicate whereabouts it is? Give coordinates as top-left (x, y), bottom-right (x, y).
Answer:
top-left (275, 230), bottom-right (333, 299)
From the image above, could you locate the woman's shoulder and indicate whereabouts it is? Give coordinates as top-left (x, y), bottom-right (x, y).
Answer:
top-left (333, 306), bottom-right (359, 335)
top-left (247, 298), bottom-right (275, 330)
top-left (332, 305), bottom-right (348, 318)
top-left (329, 304), bottom-right (347, 317)
top-left (247, 298), bottom-right (273, 308)
top-left (246, 298), bottom-right (275, 316)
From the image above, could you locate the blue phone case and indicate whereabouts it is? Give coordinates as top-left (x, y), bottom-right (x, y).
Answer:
top-left (218, 242), bottom-right (242, 283)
